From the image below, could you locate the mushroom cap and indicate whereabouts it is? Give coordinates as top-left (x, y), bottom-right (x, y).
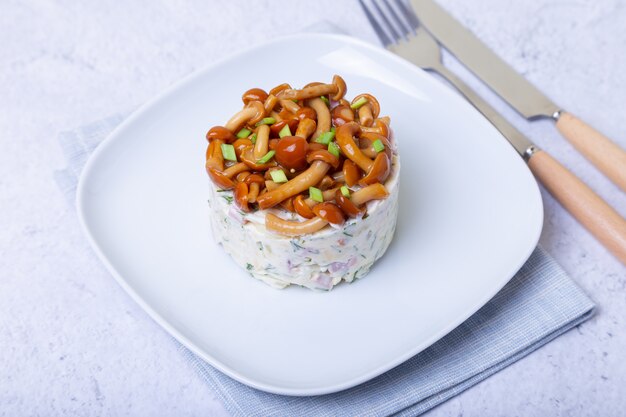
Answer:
top-left (338, 98), bottom-right (351, 108)
top-left (312, 202), bottom-right (345, 225)
top-left (296, 107), bottom-right (317, 122)
top-left (236, 171), bottom-right (251, 183)
top-left (205, 139), bottom-right (225, 171)
top-left (308, 142), bottom-right (327, 152)
top-left (360, 131), bottom-right (392, 160)
top-left (234, 182), bottom-right (251, 212)
top-left (335, 122), bottom-right (373, 172)
top-left (350, 183), bottom-right (389, 206)
top-left (242, 88), bottom-right (268, 105)
top-left (331, 75), bottom-right (347, 101)
top-left (331, 104), bottom-right (355, 127)
top-left (206, 126), bottom-right (236, 143)
top-left (359, 152), bottom-right (390, 186)
top-left (374, 118), bottom-right (389, 137)
top-left (293, 194), bottom-right (316, 219)
top-left (240, 145), bottom-right (277, 171)
top-left (334, 188), bottom-right (365, 218)
top-left (243, 173), bottom-right (265, 186)
top-left (352, 93), bottom-right (380, 119)
top-left (306, 149), bottom-right (340, 169)
top-left (269, 119), bottom-right (299, 137)
top-left (342, 159), bottom-right (361, 187)
top-left (269, 83), bottom-right (292, 97)
top-left (207, 167), bottom-right (235, 190)
top-left (317, 175), bottom-right (335, 190)
top-left (246, 100), bottom-right (266, 126)
top-left (275, 136), bottom-right (309, 171)
top-left (232, 137), bottom-right (253, 159)
top-left (303, 81), bottom-right (323, 89)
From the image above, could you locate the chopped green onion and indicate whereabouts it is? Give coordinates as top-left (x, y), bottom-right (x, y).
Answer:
top-left (340, 186), bottom-right (351, 198)
top-left (220, 143), bottom-right (237, 162)
top-left (309, 186), bottom-right (323, 203)
top-left (250, 133), bottom-right (257, 144)
top-left (291, 99), bottom-right (299, 103)
top-left (320, 96), bottom-right (330, 106)
top-left (255, 117), bottom-right (276, 127)
top-left (270, 170), bottom-right (288, 183)
top-left (236, 128), bottom-right (251, 138)
top-left (330, 126), bottom-right (336, 133)
top-left (328, 141), bottom-right (340, 157)
top-left (278, 124), bottom-right (292, 138)
top-left (257, 150), bottom-right (275, 164)
top-left (350, 97), bottom-right (368, 109)
top-left (315, 130), bottom-right (335, 145)
top-left (373, 139), bottom-right (385, 153)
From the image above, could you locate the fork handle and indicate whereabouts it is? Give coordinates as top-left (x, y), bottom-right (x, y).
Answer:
top-left (556, 112), bottom-right (626, 193)
top-left (527, 149), bottom-right (626, 264)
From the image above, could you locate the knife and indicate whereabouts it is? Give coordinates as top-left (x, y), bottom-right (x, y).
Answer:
top-left (358, 0), bottom-right (626, 263)
top-left (411, 0), bottom-right (626, 193)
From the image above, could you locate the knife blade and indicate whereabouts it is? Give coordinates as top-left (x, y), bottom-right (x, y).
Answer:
top-left (411, 0), bottom-right (559, 119)
top-left (411, 0), bottom-right (626, 192)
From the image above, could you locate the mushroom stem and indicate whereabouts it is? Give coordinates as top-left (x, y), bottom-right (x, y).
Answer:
top-left (264, 180), bottom-right (279, 191)
top-left (336, 122), bottom-right (374, 172)
top-left (256, 160), bottom-right (330, 209)
top-left (358, 105), bottom-right (374, 127)
top-left (207, 168), bottom-right (235, 190)
top-left (222, 162), bottom-right (249, 178)
top-left (360, 118), bottom-right (389, 137)
top-left (294, 118), bottom-right (316, 139)
top-left (304, 187), bottom-right (341, 207)
top-left (331, 170), bottom-right (345, 182)
top-left (264, 94), bottom-right (279, 114)
top-left (225, 101), bottom-right (265, 132)
top-left (253, 124), bottom-right (270, 160)
top-left (265, 214), bottom-right (328, 236)
top-left (352, 94), bottom-right (380, 128)
top-left (234, 182), bottom-right (250, 212)
top-left (293, 194), bottom-right (316, 219)
top-left (350, 183), bottom-right (389, 206)
top-left (270, 111), bottom-right (282, 122)
top-left (247, 182), bottom-right (260, 203)
top-left (225, 107), bottom-right (257, 132)
top-left (279, 99), bottom-right (300, 114)
top-left (236, 171), bottom-right (251, 182)
top-left (279, 84), bottom-right (337, 101)
top-left (205, 139), bottom-right (225, 171)
top-left (307, 98), bottom-right (331, 140)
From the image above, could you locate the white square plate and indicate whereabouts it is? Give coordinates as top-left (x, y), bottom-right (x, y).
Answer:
top-left (77, 33), bottom-right (542, 395)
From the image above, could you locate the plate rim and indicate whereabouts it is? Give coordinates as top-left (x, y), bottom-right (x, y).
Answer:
top-left (76, 32), bottom-right (543, 396)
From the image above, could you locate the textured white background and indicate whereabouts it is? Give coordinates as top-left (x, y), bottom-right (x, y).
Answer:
top-left (1, 0), bottom-right (625, 416)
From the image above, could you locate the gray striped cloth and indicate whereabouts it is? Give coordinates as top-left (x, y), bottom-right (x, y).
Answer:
top-left (55, 110), bottom-right (594, 417)
top-left (54, 22), bottom-right (594, 415)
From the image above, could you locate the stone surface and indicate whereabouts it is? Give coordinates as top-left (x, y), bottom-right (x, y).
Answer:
top-left (0, 0), bottom-right (624, 416)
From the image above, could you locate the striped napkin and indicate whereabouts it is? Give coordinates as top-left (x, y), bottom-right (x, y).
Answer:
top-left (54, 22), bottom-right (595, 417)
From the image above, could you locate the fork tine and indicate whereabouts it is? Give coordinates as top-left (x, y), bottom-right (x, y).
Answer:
top-left (382, 0), bottom-right (414, 36)
top-left (370, 0), bottom-right (404, 42)
top-left (358, 0), bottom-right (393, 46)
top-left (394, 0), bottom-right (420, 30)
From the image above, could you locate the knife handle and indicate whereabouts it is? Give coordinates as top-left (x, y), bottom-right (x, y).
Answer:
top-left (556, 112), bottom-right (626, 193)
top-left (527, 149), bottom-right (626, 264)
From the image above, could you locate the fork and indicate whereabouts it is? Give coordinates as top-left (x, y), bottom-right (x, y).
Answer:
top-left (358, 0), bottom-right (523, 151)
top-left (358, 0), bottom-right (626, 264)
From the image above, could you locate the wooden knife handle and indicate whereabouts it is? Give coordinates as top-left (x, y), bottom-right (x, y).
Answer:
top-left (556, 112), bottom-right (626, 192)
top-left (527, 149), bottom-right (626, 264)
